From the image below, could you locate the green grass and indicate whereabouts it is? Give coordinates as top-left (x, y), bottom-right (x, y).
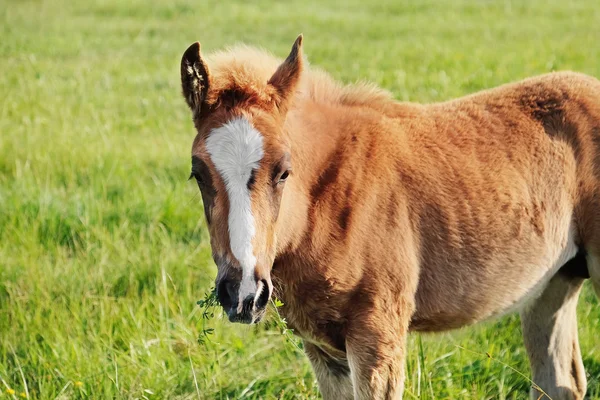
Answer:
top-left (2, 0), bottom-right (600, 398)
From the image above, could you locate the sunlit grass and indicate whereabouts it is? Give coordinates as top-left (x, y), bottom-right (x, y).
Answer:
top-left (1, 0), bottom-right (600, 398)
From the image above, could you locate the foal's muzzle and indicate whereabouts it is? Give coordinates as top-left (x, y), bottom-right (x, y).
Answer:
top-left (216, 276), bottom-right (271, 324)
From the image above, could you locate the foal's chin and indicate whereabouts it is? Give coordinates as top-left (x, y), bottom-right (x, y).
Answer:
top-left (225, 305), bottom-right (267, 325)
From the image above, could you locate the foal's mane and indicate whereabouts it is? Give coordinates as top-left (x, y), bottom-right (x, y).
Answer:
top-left (205, 44), bottom-right (393, 110)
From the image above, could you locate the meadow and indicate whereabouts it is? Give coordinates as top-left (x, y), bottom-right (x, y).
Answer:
top-left (2, 0), bottom-right (600, 398)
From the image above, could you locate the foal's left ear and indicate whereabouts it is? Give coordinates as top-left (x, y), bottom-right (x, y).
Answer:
top-left (181, 42), bottom-right (211, 113)
top-left (268, 35), bottom-right (304, 112)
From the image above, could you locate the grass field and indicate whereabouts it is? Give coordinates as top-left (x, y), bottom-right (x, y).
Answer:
top-left (2, 0), bottom-right (600, 398)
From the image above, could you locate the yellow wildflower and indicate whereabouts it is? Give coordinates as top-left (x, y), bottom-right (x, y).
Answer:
top-left (19, 393), bottom-right (27, 398)
top-left (74, 381), bottom-right (83, 388)
top-left (6, 389), bottom-right (15, 395)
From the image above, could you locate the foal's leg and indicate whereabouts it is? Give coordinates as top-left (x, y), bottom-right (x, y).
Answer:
top-left (346, 313), bottom-right (410, 400)
top-left (520, 273), bottom-right (586, 400)
top-left (303, 342), bottom-right (354, 400)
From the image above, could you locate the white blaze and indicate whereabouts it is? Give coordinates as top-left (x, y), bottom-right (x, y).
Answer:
top-left (205, 117), bottom-right (264, 307)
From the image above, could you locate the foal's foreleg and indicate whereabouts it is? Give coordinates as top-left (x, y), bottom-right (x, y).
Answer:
top-left (520, 273), bottom-right (586, 400)
top-left (304, 342), bottom-right (354, 400)
top-left (346, 312), bottom-right (410, 400)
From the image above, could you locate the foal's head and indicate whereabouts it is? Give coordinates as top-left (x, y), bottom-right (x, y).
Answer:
top-left (180, 36), bottom-right (303, 323)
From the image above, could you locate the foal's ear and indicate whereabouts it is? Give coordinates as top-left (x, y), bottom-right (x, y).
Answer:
top-left (268, 35), bottom-right (304, 112)
top-left (181, 42), bottom-right (211, 113)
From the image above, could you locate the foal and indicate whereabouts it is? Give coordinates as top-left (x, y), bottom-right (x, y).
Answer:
top-left (180, 35), bottom-right (600, 399)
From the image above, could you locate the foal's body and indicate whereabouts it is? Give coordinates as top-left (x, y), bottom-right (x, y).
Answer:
top-left (180, 37), bottom-right (600, 399)
top-left (276, 72), bottom-right (599, 399)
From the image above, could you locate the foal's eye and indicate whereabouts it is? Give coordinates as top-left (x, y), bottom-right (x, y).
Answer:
top-left (278, 170), bottom-right (290, 184)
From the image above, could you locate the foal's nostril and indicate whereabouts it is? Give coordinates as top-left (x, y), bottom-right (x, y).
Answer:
top-left (255, 279), bottom-right (270, 309)
top-left (217, 279), bottom-right (237, 310)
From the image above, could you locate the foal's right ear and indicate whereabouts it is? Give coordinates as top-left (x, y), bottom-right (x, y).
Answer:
top-left (181, 42), bottom-right (211, 113)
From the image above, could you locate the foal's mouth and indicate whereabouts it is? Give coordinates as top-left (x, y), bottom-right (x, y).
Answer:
top-left (228, 307), bottom-right (267, 324)
top-left (226, 304), bottom-right (267, 324)
top-left (222, 278), bottom-right (271, 324)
